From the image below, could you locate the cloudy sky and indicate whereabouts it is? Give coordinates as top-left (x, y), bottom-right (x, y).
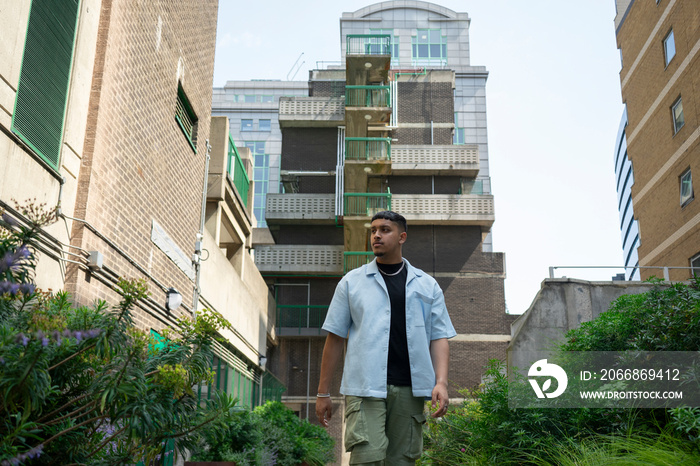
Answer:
top-left (212, 0), bottom-right (626, 314)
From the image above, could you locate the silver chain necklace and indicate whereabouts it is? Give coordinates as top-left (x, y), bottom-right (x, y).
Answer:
top-left (378, 260), bottom-right (405, 276)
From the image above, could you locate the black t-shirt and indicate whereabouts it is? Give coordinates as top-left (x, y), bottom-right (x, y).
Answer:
top-left (377, 260), bottom-right (411, 386)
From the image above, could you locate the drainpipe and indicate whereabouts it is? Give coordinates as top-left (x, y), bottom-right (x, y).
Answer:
top-left (192, 139), bottom-right (211, 318)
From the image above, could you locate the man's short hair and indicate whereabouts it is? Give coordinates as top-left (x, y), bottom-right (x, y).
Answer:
top-left (371, 211), bottom-right (407, 232)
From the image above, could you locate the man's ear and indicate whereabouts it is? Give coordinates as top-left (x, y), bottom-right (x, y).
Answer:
top-left (399, 231), bottom-right (407, 245)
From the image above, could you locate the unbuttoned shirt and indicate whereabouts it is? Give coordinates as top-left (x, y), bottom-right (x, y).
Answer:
top-left (322, 258), bottom-right (456, 398)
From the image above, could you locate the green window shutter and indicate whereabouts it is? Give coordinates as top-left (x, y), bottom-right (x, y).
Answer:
top-left (12, 0), bottom-right (80, 170)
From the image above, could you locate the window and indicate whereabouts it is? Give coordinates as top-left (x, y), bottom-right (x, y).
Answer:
top-left (453, 112), bottom-right (465, 144)
top-left (663, 29), bottom-right (676, 66)
top-left (691, 253), bottom-right (700, 278)
top-left (12, 0), bottom-right (80, 170)
top-left (672, 97), bottom-right (685, 134)
top-left (245, 141), bottom-right (269, 226)
top-left (258, 119), bottom-right (271, 131)
top-left (175, 83), bottom-right (198, 152)
top-left (680, 169), bottom-right (694, 206)
top-left (241, 119), bottom-right (253, 131)
top-left (370, 28), bottom-right (399, 64)
top-left (412, 29), bottom-right (447, 65)
top-left (453, 128), bottom-right (465, 145)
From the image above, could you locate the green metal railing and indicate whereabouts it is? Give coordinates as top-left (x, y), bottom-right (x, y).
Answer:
top-left (346, 85), bottom-right (391, 107)
top-left (346, 34), bottom-right (391, 55)
top-left (228, 136), bottom-right (250, 208)
top-left (260, 371), bottom-right (287, 403)
top-left (345, 137), bottom-right (391, 161)
top-left (343, 191), bottom-right (391, 216)
top-left (276, 305), bottom-right (329, 335)
top-left (344, 252), bottom-right (375, 274)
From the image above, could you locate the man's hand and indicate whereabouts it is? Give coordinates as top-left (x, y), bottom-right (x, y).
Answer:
top-left (316, 397), bottom-right (333, 427)
top-left (431, 381), bottom-right (449, 418)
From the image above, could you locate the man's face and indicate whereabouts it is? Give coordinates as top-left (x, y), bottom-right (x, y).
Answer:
top-left (370, 218), bottom-right (406, 259)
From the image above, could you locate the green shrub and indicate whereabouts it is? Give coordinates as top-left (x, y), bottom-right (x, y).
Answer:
top-left (191, 401), bottom-right (335, 465)
top-left (0, 204), bottom-right (238, 464)
top-left (421, 279), bottom-right (700, 465)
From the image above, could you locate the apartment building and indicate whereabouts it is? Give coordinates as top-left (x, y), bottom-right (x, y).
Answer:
top-left (241, 3), bottom-right (514, 446)
top-left (0, 0), bottom-right (279, 410)
top-left (614, 0), bottom-right (700, 280)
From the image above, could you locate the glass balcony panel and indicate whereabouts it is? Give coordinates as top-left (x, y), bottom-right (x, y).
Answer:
top-left (346, 34), bottom-right (391, 55)
top-left (345, 137), bottom-right (391, 161)
top-left (345, 86), bottom-right (391, 108)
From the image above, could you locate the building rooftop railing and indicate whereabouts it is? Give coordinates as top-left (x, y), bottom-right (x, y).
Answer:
top-left (346, 34), bottom-right (391, 55)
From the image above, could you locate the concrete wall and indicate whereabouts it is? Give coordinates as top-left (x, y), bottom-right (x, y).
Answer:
top-left (0, 0), bottom-right (102, 292)
top-left (508, 279), bottom-right (661, 372)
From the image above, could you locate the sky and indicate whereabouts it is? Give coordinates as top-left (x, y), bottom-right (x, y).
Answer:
top-left (212, 0), bottom-right (626, 315)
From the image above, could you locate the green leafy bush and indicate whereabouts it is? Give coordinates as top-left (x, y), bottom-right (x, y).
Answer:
top-left (0, 204), bottom-right (237, 464)
top-left (421, 279), bottom-right (700, 465)
top-left (191, 401), bottom-right (335, 465)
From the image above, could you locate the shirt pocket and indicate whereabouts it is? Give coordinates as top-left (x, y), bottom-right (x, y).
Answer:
top-left (411, 292), bottom-right (433, 328)
top-left (344, 397), bottom-right (369, 451)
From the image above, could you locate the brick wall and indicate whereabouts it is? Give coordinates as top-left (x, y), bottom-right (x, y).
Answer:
top-left (617, 0), bottom-right (700, 278)
top-left (393, 127), bottom-right (453, 145)
top-left (397, 82), bottom-right (454, 123)
top-left (387, 175), bottom-right (461, 194)
top-left (66, 0), bottom-right (218, 331)
top-left (310, 81), bottom-right (346, 97)
top-left (281, 128), bottom-right (337, 171)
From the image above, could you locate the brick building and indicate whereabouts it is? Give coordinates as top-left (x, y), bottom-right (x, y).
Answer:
top-left (227, 4), bottom-right (516, 459)
top-left (0, 0), bottom-right (279, 416)
top-left (614, 0), bottom-right (700, 279)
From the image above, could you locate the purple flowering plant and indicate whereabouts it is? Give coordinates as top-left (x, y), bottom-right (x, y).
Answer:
top-left (0, 205), bottom-right (238, 465)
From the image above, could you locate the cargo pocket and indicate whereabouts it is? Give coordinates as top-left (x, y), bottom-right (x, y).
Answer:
top-left (406, 412), bottom-right (426, 459)
top-left (344, 397), bottom-right (369, 451)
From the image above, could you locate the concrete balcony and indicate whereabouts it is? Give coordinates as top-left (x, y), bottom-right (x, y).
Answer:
top-left (254, 245), bottom-right (343, 274)
top-left (345, 35), bottom-right (391, 85)
top-left (278, 97), bottom-right (344, 128)
top-left (392, 194), bottom-right (494, 226)
top-left (391, 145), bottom-right (479, 176)
top-left (265, 194), bottom-right (335, 224)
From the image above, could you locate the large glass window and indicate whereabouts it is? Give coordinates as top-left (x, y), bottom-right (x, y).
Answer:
top-left (680, 169), bottom-right (694, 206)
top-left (241, 119), bottom-right (253, 131)
top-left (412, 29), bottom-right (447, 65)
top-left (258, 119), bottom-right (271, 131)
top-left (12, 0), bottom-right (80, 170)
top-left (664, 29), bottom-right (676, 66)
top-left (369, 28), bottom-right (399, 64)
top-left (245, 141), bottom-right (269, 227)
top-left (672, 97), bottom-right (685, 134)
top-left (453, 112), bottom-right (465, 144)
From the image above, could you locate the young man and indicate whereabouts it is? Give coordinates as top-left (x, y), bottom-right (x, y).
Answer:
top-left (316, 211), bottom-right (455, 465)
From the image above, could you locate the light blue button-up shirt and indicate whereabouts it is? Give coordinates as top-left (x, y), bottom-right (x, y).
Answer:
top-left (322, 258), bottom-right (456, 398)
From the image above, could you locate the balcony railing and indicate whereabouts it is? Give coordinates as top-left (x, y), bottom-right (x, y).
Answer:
top-left (276, 305), bottom-right (329, 335)
top-left (254, 245), bottom-right (343, 273)
top-left (265, 194), bottom-right (334, 222)
top-left (227, 137), bottom-right (250, 208)
top-left (343, 191), bottom-right (391, 216)
top-left (345, 137), bottom-right (391, 161)
top-left (278, 97), bottom-right (344, 125)
top-left (346, 34), bottom-right (392, 55)
top-left (391, 194), bottom-right (495, 225)
top-left (392, 144), bottom-right (478, 166)
top-left (344, 252), bottom-right (374, 274)
top-left (345, 85), bottom-right (391, 108)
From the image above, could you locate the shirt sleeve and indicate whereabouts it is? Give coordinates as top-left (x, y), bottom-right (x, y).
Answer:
top-left (430, 281), bottom-right (457, 340)
top-left (322, 276), bottom-right (352, 338)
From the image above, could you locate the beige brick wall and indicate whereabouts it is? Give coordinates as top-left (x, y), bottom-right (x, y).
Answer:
top-left (618, 0), bottom-right (700, 279)
top-left (66, 0), bottom-right (219, 328)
